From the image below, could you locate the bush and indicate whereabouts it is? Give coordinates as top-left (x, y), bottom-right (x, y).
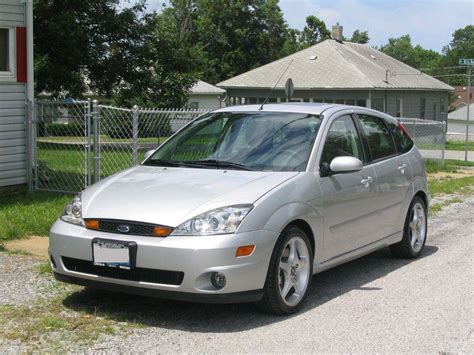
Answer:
top-left (104, 114), bottom-right (173, 139)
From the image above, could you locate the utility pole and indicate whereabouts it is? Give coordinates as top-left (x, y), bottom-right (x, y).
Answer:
top-left (459, 58), bottom-right (473, 162)
top-left (465, 66), bottom-right (471, 162)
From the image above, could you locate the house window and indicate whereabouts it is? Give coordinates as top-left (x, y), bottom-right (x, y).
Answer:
top-left (371, 98), bottom-right (385, 112)
top-left (356, 99), bottom-right (366, 107)
top-left (433, 103), bottom-right (436, 121)
top-left (0, 28), bottom-right (9, 72)
top-left (440, 98), bottom-right (446, 114)
top-left (335, 99), bottom-right (344, 104)
top-left (420, 98), bottom-right (426, 119)
top-left (345, 99), bottom-right (355, 105)
top-left (396, 98), bottom-right (403, 117)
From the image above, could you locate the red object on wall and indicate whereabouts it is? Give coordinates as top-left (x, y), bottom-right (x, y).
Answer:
top-left (16, 27), bottom-right (27, 83)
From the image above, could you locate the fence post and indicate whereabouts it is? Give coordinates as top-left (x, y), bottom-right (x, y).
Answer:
top-left (441, 121), bottom-right (446, 166)
top-left (86, 99), bottom-right (92, 186)
top-left (132, 105), bottom-right (139, 165)
top-left (26, 99), bottom-right (33, 192)
top-left (92, 100), bottom-right (101, 183)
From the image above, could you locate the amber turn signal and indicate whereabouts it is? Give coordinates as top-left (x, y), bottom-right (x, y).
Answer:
top-left (235, 245), bottom-right (255, 257)
top-left (153, 226), bottom-right (173, 237)
top-left (85, 219), bottom-right (99, 230)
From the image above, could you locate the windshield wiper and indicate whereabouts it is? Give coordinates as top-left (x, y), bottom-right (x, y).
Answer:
top-left (186, 160), bottom-right (254, 171)
top-left (142, 159), bottom-right (183, 167)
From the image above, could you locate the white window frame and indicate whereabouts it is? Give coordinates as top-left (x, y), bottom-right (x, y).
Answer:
top-left (0, 26), bottom-right (16, 81)
top-left (396, 98), bottom-right (403, 117)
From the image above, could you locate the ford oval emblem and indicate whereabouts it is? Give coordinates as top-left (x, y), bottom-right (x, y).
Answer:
top-left (117, 224), bottom-right (130, 233)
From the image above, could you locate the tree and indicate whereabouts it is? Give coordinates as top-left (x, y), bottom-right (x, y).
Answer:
top-left (350, 29), bottom-right (369, 44)
top-left (380, 34), bottom-right (440, 69)
top-left (299, 15), bottom-right (331, 48)
top-left (34, 0), bottom-right (152, 98)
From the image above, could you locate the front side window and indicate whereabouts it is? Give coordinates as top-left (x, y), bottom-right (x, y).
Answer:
top-left (146, 111), bottom-right (322, 172)
top-left (358, 114), bottom-right (397, 161)
top-left (320, 115), bottom-right (364, 165)
top-left (0, 28), bottom-right (9, 72)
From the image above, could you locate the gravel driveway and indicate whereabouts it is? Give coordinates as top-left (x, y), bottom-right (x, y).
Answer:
top-left (1, 196), bottom-right (473, 353)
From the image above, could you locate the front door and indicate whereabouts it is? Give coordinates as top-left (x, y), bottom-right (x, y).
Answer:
top-left (314, 114), bottom-right (380, 260)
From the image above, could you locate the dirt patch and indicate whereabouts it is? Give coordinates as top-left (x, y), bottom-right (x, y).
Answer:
top-left (428, 168), bottom-right (474, 180)
top-left (5, 236), bottom-right (49, 260)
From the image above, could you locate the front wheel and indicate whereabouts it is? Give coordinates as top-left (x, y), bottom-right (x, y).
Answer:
top-left (390, 196), bottom-right (427, 259)
top-left (258, 226), bottom-right (313, 315)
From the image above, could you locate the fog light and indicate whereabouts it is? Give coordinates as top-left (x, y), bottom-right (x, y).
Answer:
top-left (210, 272), bottom-right (226, 289)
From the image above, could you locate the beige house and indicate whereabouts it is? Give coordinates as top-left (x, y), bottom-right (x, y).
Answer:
top-left (188, 80), bottom-right (226, 110)
top-left (218, 28), bottom-right (453, 122)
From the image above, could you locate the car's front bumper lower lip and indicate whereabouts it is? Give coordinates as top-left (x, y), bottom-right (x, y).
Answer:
top-left (53, 272), bottom-right (264, 303)
top-left (49, 219), bottom-right (276, 301)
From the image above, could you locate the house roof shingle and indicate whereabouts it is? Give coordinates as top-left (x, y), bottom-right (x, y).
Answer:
top-left (217, 40), bottom-right (453, 92)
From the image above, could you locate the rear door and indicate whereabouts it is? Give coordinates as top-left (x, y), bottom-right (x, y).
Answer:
top-left (356, 114), bottom-right (412, 238)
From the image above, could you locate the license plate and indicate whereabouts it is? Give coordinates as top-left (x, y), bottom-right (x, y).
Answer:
top-left (93, 240), bottom-right (131, 269)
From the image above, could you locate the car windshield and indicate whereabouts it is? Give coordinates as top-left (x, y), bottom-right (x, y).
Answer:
top-left (144, 111), bottom-right (322, 172)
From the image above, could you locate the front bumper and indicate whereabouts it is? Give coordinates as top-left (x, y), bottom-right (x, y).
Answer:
top-left (49, 219), bottom-right (277, 303)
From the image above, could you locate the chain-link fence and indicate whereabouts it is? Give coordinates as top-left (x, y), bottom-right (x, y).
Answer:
top-left (33, 100), bottom-right (208, 193)
top-left (398, 118), bottom-right (446, 163)
top-left (35, 100), bottom-right (91, 193)
top-left (32, 102), bottom-right (447, 193)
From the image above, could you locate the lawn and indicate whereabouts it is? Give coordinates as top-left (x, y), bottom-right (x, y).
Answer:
top-left (445, 140), bottom-right (474, 151)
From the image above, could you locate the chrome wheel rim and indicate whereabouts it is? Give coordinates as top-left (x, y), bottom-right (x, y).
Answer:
top-left (278, 236), bottom-right (311, 307)
top-left (409, 202), bottom-right (426, 253)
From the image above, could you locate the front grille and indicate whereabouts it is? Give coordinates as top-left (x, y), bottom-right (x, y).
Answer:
top-left (62, 257), bottom-right (184, 286)
top-left (87, 219), bottom-right (171, 237)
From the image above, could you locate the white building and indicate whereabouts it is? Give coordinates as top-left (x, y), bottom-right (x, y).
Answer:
top-left (0, 0), bottom-right (34, 189)
top-left (448, 103), bottom-right (474, 141)
top-left (188, 80), bottom-right (226, 111)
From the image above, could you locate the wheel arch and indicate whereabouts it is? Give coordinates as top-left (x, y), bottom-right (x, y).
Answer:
top-left (283, 219), bottom-right (316, 258)
top-left (414, 190), bottom-right (429, 209)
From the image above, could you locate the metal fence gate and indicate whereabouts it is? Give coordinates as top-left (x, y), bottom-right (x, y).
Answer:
top-left (33, 100), bottom-right (208, 193)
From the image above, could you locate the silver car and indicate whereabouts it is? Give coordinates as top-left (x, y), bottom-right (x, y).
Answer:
top-left (50, 104), bottom-right (429, 315)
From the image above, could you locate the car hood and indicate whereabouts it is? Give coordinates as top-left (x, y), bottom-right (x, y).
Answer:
top-left (82, 165), bottom-right (299, 227)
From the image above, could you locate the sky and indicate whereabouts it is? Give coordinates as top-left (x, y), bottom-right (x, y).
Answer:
top-left (142, 0), bottom-right (474, 53)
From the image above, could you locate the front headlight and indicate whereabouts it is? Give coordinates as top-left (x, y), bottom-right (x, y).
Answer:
top-left (170, 204), bottom-right (253, 236)
top-left (60, 193), bottom-right (84, 226)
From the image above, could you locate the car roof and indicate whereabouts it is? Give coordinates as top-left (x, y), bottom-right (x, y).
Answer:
top-left (213, 103), bottom-right (398, 124)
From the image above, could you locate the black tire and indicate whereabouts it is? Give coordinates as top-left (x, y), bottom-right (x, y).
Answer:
top-left (257, 226), bottom-right (313, 315)
top-left (390, 196), bottom-right (428, 259)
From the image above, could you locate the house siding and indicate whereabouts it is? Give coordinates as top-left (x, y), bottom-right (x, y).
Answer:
top-left (188, 94), bottom-right (223, 110)
top-left (226, 88), bottom-right (449, 122)
top-left (0, 0), bottom-right (27, 187)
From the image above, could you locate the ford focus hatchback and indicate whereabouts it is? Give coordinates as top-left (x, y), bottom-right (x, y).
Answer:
top-left (50, 104), bottom-right (429, 315)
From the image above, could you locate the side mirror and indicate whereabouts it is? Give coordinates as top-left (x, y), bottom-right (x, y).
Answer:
top-left (329, 156), bottom-right (363, 174)
top-left (144, 150), bottom-right (154, 160)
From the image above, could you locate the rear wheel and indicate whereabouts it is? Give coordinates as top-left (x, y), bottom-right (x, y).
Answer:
top-left (258, 226), bottom-right (313, 315)
top-left (390, 196), bottom-right (427, 258)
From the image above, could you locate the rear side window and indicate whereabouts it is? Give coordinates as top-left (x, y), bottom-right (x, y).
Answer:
top-left (358, 115), bottom-right (397, 161)
top-left (387, 121), bottom-right (414, 154)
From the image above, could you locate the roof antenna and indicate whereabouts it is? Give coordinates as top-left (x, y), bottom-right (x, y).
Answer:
top-left (259, 59), bottom-right (294, 111)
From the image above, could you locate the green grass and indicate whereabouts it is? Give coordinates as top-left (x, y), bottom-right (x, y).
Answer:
top-left (424, 159), bottom-right (474, 174)
top-left (429, 176), bottom-right (474, 196)
top-left (0, 191), bottom-right (71, 242)
top-left (445, 140), bottom-right (474, 151)
top-left (430, 197), bottom-right (464, 214)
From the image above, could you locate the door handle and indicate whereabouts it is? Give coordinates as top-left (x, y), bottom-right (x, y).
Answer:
top-left (361, 176), bottom-right (373, 187)
top-left (398, 164), bottom-right (407, 174)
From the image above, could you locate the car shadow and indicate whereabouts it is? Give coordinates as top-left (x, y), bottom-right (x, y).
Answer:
top-left (62, 245), bottom-right (438, 333)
